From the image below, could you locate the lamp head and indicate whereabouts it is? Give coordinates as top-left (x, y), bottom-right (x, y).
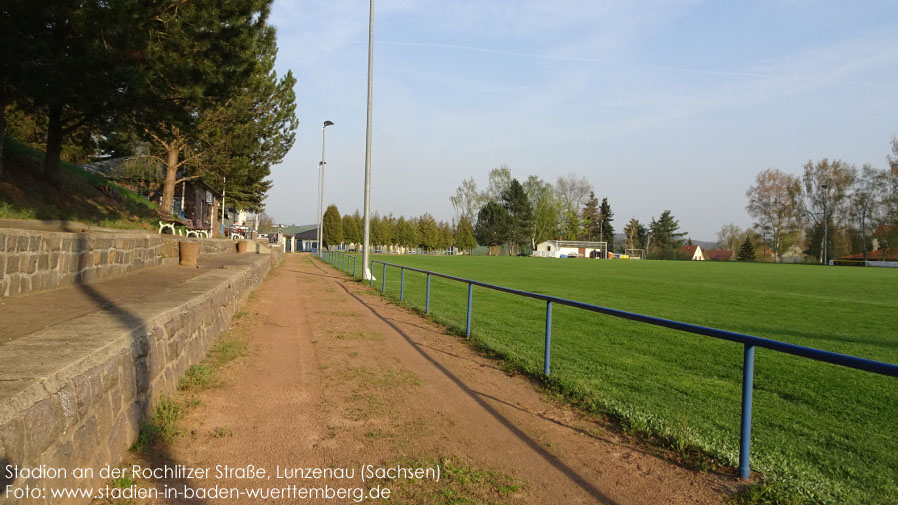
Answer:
top-left (323, 120), bottom-right (334, 128)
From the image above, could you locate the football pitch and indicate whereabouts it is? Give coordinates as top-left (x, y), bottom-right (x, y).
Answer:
top-left (327, 254), bottom-right (897, 504)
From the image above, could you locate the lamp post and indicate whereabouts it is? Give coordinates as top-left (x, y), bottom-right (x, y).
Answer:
top-left (821, 183), bottom-right (829, 265)
top-left (361, 0), bottom-right (375, 280)
top-left (317, 120), bottom-right (334, 255)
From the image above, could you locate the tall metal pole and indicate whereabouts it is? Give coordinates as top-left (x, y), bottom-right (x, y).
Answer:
top-left (361, 0), bottom-right (375, 281)
top-left (821, 184), bottom-right (829, 265)
top-left (316, 163), bottom-right (322, 254)
top-left (318, 121), bottom-right (333, 255)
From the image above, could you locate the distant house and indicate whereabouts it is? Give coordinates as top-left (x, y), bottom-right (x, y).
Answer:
top-left (681, 244), bottom-right (706, 261)
top-left (534, 240), bottom-right (608, 258)
top-left (705, 249), bottom-right (733, 261)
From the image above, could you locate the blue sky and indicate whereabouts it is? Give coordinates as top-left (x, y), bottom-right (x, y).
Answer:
top-left (265, 0), bottom-right (898, 240)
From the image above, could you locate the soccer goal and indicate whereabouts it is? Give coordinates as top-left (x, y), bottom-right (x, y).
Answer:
top-left (624, 248), bottom-right (646, 260)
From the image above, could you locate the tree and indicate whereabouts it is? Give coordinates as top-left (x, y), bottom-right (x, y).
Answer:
top-left (135, 0), bottom-right (273, 214)
top-left (848, 165), bottom-right (888, 260)
top-left (716, 223), bottom-right (743, 254)
top-left (799, 159), bottom-right (856, 263)
top-left (745, 169), bottom-right (801, 262)
top-left (737, 236), bottom-right (756, 261)
top-left (197, 25), bottom-right (297, 212)
top-left (624, 218), bottom-right (647, 250)
top-left (484, 166), bottom-right (512, 203)
top-left (523, 175), bottom-right (560, 248)
top-left (474, 202), bottom-right (510, 254)
top-left (417, 213), bottom-right (440, 252)
top-left (555, 172), bottom-right (593, 211)
top-left (450, 177), bottom-right (486, 223)
top-left (6, 0), bottom-right (152, 176)
top-left (598, 197), bottom-right (615, 245)
top-left (437, 221), bottom-right (454, 252)
top-left (322, 205), bottom-right (342, 249)
top-left (501, 178), bottom-right (532, 255)
top-left (889, 135), bottom-right (898, 176)
top-left (455, 216), bottom-right (477, 253)
top-left (581, 192), bottom-right (601, 240)
top-left (258, 211), bottom-right (276, 234)
top-left (397, 216), bottom-right (418, 251)
top-left (649, 210), bottom-right (687, 258)
top-left (342, 214), bottom-right (360, 246)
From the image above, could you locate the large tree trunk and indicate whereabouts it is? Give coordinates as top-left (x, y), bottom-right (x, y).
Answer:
top-left (161, 145), bottom-right (179, 214)
top-left (0, 100), bottom-right (7, 178)
top-left (44, 104), bottom-right (64, 177)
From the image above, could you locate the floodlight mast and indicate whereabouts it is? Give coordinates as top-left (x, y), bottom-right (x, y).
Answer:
top-left (318, 120), bottom-right (334, 255)
top-left (361, 0), bottom-right (375, 281)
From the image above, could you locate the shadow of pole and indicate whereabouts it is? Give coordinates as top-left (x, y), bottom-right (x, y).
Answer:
top-left (332, 280), bottom-right (618, 505)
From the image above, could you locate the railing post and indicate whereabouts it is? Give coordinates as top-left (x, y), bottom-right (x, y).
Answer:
top-left (425, 274), bottom-right (431, 314)
top-left (381, 263), bottom-right (386, 294)
top-left (400, 268), bottom-right (405, 301)
top-left (466, 283), bottom-right (473, 337)
top-left (739, 344), bottom-right (755, 479)
top-left (544, 301), bottom-right (553, 375)
top-left (353, 257), bottom-right (356, 278)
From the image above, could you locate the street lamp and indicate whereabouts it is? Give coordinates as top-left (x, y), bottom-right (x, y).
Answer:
top-left (317, 120), bottom-right (334, 255)
top-left (821, 183), bottom-right (829, 265)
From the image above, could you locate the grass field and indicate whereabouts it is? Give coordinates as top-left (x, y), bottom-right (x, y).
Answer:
top-left (322, 253), bottom-right (898, 505)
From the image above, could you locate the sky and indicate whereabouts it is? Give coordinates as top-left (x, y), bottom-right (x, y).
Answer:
top-left (264, 0), bottom-right (898, 241)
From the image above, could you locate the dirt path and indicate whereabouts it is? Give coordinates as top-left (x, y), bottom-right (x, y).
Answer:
top-left (143, 253), bottom-right (734, 504)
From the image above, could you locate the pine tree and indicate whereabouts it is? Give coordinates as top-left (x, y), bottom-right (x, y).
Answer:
top-left (6, 0), bottom-right (152, 176)
top-left (501, 179), bottom-right (533, 255)
top-left (599, 197), bottom-right (615, 245)
top-left (581, 192), bottom-right (601, 240)
top-left (136, 0), bottom-right (274, 214)
top-left (474, 202), bottom-right (510, 253)
top-left (738, 236), bottom-right (756, 261)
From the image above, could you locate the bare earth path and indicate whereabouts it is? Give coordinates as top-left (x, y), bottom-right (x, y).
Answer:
top-left (145, 253), bottom-right (734, 504)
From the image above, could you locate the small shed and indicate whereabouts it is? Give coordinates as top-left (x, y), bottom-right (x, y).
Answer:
top-left (534, 240), bottom-right (608, 258)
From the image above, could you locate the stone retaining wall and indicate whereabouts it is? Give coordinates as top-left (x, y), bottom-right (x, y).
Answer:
top-left (0, 226), bottom-right (240, 298)
top-left (0, 251), bottom-right (280, 505)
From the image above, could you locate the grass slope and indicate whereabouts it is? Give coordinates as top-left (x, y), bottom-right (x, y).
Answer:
top-left (0, 137), bottom-right (158, 228)
top-left (332, 254), bottom-right (897, 505)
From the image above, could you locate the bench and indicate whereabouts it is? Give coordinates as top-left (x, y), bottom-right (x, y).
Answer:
top-left (156, 210), bottom-right (185, 235)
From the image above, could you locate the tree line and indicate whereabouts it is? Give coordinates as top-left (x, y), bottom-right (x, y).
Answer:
top-left (741, 138), bottom-right (898, 262)
top-left (452, 166), bottom-right (688, 258)
top-left (320, 205), bottom-right (476, 254)
top-left (0, 0), bottom-right (297, 212)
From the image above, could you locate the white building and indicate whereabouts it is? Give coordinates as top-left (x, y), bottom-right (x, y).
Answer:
top-left (534, 240), bottom-right (608, 258)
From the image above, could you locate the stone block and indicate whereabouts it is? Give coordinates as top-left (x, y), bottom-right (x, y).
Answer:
top-left (0, 418), bottom-right (25, 466)
top-left (72, 414), bottom-right (99, 467)
top-left (28, 236), bottom-right (39, 253)
top-left (54, 383), bottom-right (79, 433)
top-left (22, 398), bottom-right (57, 458)
top-left (101, 358), bottom-right (121, 392)
top-left (16, 235), bottom-right (28, 253)
top-left (5, 254), bottom-right (16, 275)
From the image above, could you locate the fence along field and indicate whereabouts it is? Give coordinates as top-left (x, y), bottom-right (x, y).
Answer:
top-left (321, 253), bottom-right (898, 505)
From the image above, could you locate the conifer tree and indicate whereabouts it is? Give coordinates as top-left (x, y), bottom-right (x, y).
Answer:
top-left (738, 236), bottom-right (756, 261)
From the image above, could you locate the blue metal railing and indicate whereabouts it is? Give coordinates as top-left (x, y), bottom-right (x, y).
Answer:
top-left (318, 252), bottom-right (898, 480)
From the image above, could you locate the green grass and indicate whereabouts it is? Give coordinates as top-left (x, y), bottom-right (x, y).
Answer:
top-left (323, 253), bottom-right (898, 505)
top-left (1, 136), bottom-right (158, 228)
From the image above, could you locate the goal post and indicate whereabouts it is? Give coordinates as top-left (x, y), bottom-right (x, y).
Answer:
top-left (624, 248), bottom-right (646, 260)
